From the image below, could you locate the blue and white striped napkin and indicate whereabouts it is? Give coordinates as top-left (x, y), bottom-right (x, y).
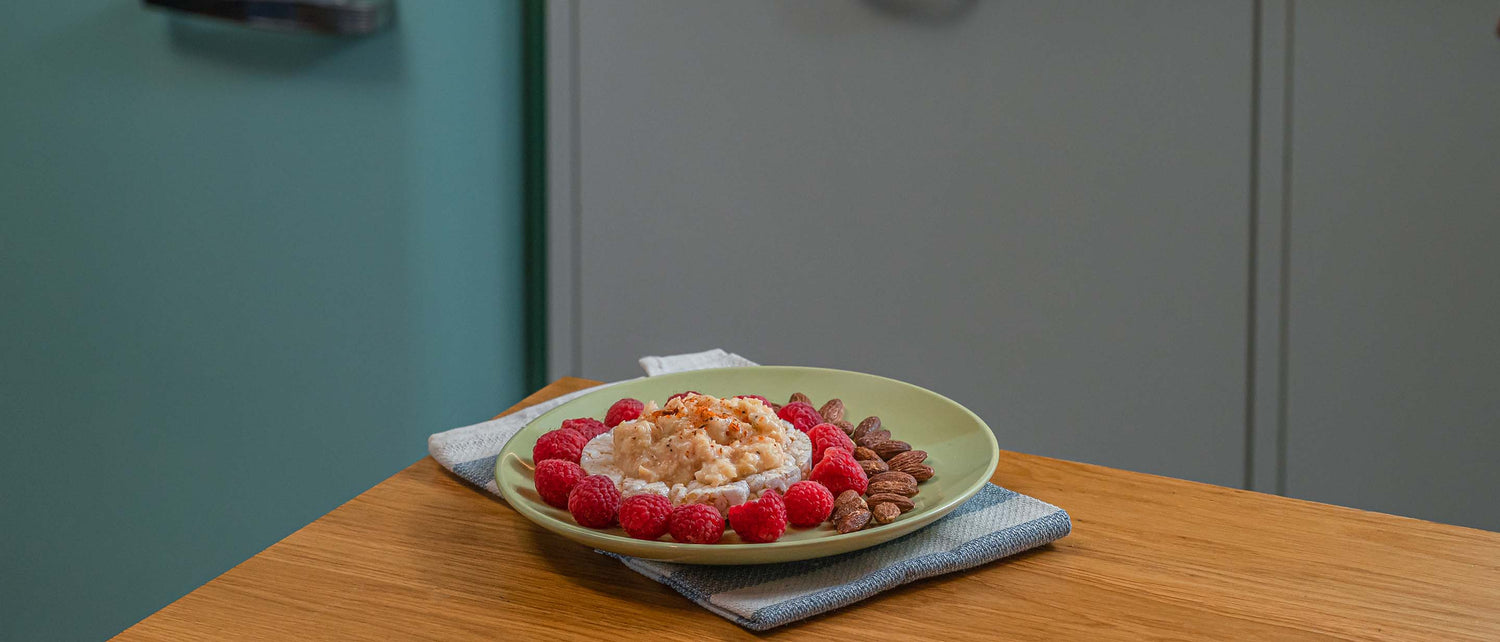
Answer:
top-left (427, 350), bottom-right (1071, 631)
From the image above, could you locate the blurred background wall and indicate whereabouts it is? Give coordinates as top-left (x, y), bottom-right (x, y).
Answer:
top-left (0, 2), bottom-right (526, 639)
top-left (545, 0), bottom-right (1500, 531)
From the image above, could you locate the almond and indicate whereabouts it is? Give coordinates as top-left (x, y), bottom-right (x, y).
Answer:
top-left (871, 503), bottom-right (900, 525)
top-left (866, 493), bottom-right (915, 513)
top-left (852, 446), bottom-right (881, 461)
top-left (835, 489), bottom-right (865, 509)
top-left (833, 490), bottom-right (867, 522)
top-left (789, 392), bottom-right (811, 405)
top-left (868, 478), bottom-right (918, 497)
top-left (835, 419), bottom-right (856, 435)
top-left (851, 416), bottom-right (882, 442)
top-left (873, 440), bottom-right (912, 460)
top-left (819, 398), bottom-right (845, 423)
top-left (856, 429), bottom-right (891, 449)
top-left (889, 457), bottom-right (931, 479)
top-left (867, 470), bottom-right (917, 487)
top-left (859, 459), bottom-right (888, 476)
top-left (836, 508), bottom-right (872, 533)
top-left (886, 450), bottom-right (927, 470)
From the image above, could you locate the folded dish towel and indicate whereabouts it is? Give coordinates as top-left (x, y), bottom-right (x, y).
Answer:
top-left (427, 349), bottom-right (1072, 631)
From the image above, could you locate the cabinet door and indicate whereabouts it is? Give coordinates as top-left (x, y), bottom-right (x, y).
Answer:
top-left (1284, 2), bottom-right (1500, 530)
top-left (565, 0), bottom-right (1254, 486)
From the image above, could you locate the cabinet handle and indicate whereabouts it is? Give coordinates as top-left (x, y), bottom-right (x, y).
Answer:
top-left (142, 0), bottom-right (392, 36)
top-left (864, 0), bottom-right (977, 23)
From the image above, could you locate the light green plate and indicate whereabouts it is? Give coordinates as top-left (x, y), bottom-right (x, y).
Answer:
top-left (495, 366), bottom-right (999, 565)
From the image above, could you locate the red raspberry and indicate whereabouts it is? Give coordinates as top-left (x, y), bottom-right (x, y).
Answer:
top-left (604, 398), bottom-right (644, 427)
top-left (666, 390), bottom-right (701, 403)
top-left (734, 394), bottom-right (771, 406)
top-left (783, 481), bottom-right (835, 527)
top-left (567, 475), bottom-right (622, 528)
top-left (561, 417), bottom-right (610, 440)
top-left (534, 459), bottom-right (587, 508)
top-left (533, 428), bottom-right (587, 464)
top-left (668, 504), bottom-right (724, 544)
top-left (807, 423), bottom-right (855, 464)
top-left (776, 401), bottom-right (822, 432)
top-left (727, 490), bottom-right (789, 543)
top-left (619, 494), bottom-right (674, 540)
top-left (810, 448), bottom-right (868, 497)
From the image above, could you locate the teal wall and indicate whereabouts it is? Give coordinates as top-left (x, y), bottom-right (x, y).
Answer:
top-left (0, 2), bottom-right (527, 639)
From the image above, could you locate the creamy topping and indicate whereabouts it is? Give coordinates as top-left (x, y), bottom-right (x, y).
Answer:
top-left (611, 393), bottom-right (790, 487)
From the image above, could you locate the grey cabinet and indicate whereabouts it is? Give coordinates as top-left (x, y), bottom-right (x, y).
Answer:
top-left (1282, 1), bottom-right (1500, 530)
top-left (548, 0), bottom-right (1500, 528)
top-left (550, 0), bottom-right (1256, 488)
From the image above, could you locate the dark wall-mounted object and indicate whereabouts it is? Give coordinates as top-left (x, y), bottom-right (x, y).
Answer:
top-left (143, 0), bottom-right (393, 36)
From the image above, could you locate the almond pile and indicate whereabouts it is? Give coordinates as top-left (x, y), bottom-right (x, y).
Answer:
top-left (781, 392), bottom-right (935, 534)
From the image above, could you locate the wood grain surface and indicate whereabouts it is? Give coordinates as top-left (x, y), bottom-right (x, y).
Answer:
top-left (115, 378), bottom-right (1500, 640)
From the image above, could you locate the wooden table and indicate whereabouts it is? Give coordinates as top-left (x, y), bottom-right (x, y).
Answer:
top-left (117, 378), bottom-right (1500, 640)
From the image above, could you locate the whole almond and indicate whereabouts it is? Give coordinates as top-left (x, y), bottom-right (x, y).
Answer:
top-left (868, 478), bottom-right (918, 497)
top-left (866, 493), bottom-right (915, 513)
top-left (819, 398), bottom-right (845, 423)
top-left (789, 392), bottom-right (811, 405)
top-left (871, 503), bottom-right (900, 525)
top-left (889, 457), bottom-right (929, 477)
top-left (873, 440), bottom-right (912, 460)
top-left (852, 446), bottom-right (881, 461)
top-left (835, 419), bottom-right (855, 435)
top-left (886, 450), bottom-right (928, 470)
top-left (856, 429), bottom-right (891, 449)
top-left (836, 509), bottom-right (872, 533)
top-left (770, 402), bottom-right (782, 412)
top-left (906, 464), bottom-right (935, 482)
top-left (859, 459), bottom-right (888, 476)
top-left (868, 470), bottom-right (917, 487)
top-left (851, 416), bottom-right (882, 442)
